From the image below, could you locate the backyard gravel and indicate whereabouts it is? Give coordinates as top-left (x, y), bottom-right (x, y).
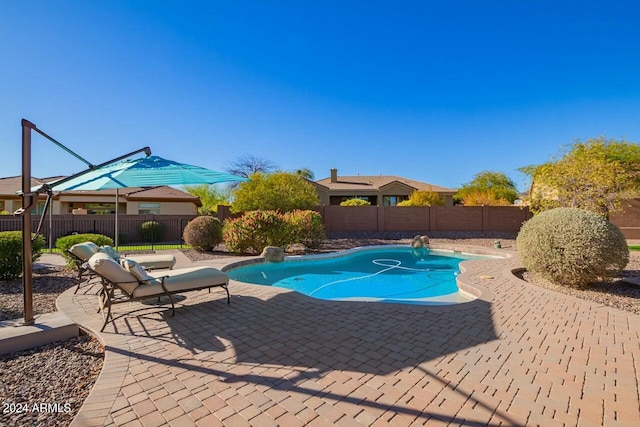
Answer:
top-left (0, 232), bottom-right (638, 425)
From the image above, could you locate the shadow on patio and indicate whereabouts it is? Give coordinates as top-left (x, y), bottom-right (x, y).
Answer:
top-left (99, 287), bottom-right (519, 424)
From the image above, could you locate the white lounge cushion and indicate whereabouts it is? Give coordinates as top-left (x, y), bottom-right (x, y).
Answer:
top-left (100, 245), bottom-right (120, 261)
top-left (132, 267), bottom-right (228, 298)
top-left (89, 253), bottom-right (139, 295)
top-left (125, 254), bottom-right (176, 270)
top-left (120, 258), bottom-right (154, 282)
top-left (70, 242), bottom-right (100, 261)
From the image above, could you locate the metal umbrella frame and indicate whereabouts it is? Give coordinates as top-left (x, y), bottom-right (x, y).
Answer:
top-left (43, 155), bottom-right (248, 247)
top-left (18, 119), bottom-right (246, 325)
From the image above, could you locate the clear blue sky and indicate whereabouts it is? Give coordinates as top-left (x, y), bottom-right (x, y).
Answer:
top-left (2, 1), bottom-right (640, 192)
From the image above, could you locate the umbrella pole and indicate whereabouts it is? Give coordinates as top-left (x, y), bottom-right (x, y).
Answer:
top-left (48, 196), bottom-right (53, 253)
top-left (21, 120), bottom-right (35, 325)
top-left (115, 188), bottom-right (119, 250)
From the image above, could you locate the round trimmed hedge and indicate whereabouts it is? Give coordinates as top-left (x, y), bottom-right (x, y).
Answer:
top-left (516, 207), bottom-right (628, 287)
top-left (183, 216), bottom-right (223, 252)
top-left (0, 231), bottom-right (45, 281)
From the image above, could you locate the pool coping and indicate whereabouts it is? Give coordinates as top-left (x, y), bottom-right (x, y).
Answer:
top-left (221, 244), bottom-right (510, 307)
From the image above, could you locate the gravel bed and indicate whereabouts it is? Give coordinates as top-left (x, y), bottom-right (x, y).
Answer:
top-left (0, 267), bottom-right (104, 426)
top-left (0, 267), bottom-right (76, 322)
top-left (0, 333), bottom-right (103, 427)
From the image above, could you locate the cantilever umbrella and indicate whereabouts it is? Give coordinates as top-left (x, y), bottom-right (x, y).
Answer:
top-left (44, 155), bottom-right (247, 246)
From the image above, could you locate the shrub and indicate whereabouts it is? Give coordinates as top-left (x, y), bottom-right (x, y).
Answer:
top-left (0, 231), bottom-right (45, 281)
top-left (516, 207), bottom-right (629, 287)
top-left (340, 198), bottom-right (371, 206)
top-left (183, 216), bottom-right (224, 252)
top-left (459, 189), bottom-right (513, 206)
top-left (283, 210), bottom-right (325, 249)
top-left (223, 210), bottom-right (289, 254)
top-left (397, 190), bottom-right (444, 206)
top-left (231, 172), bottom-right (319, 213)
top-left (139, 221), bottom-right (163, 242)
top-left (56, 233), bottom-right (113, 268)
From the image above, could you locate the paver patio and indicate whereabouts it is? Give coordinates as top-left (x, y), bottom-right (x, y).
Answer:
top-left (57, 247), bottom-right (640, 426)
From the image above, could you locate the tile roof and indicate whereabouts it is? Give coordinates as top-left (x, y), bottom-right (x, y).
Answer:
top-left (315, 175), bottom-right (456, 193)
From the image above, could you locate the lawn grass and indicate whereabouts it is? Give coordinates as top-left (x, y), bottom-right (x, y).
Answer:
top-left (629, 246), bottom-right (640, 251)
top-left (44, 244), bottom-right (190, 254)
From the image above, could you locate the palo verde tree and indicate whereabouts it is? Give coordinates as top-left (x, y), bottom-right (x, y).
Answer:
top-left (455, 171), bottom-right (518, 206)
top-left (183, 184), bottom-right (230, 215)
top-left (522, 137), bottom-right (640, 217)
top-left (231, 171), bottom-right (320, 213)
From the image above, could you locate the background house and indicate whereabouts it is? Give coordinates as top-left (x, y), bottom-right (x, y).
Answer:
top-left (0, 176), bottom-right (200, 215)
top-left (314, 168), bottom-right (457, 206)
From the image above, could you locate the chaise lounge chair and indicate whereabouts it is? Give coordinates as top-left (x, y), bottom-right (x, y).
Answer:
top-left (87, 252), bottom-right (230, 331)
top-left (68, 241), bottom-right (177, 293)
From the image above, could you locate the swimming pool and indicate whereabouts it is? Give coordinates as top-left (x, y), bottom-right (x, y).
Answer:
top-left (226, 246), bottom-right (487, 305)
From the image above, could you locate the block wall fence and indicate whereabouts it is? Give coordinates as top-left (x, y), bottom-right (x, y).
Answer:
top-left (1, 202), bottom-right (639, 243)
top-left (218, 205), bottom-right (532, 233)
top-left (219, 203), bottom-right (640, 238)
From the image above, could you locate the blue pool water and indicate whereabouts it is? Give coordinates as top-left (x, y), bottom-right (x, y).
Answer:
top-left (227, 246), bottom-right (483, 304)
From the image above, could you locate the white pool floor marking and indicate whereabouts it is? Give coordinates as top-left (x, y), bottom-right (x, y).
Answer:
top-left (308, 258), bottom-right (452, 296)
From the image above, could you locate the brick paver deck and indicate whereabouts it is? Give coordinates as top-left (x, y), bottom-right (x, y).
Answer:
top-left (57, 247), bottom-right (640, 426)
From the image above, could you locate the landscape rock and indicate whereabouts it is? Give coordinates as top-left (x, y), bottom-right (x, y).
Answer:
top-left (261, 246), bottom-right (285, 262)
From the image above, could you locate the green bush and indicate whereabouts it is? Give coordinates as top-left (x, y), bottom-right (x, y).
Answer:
top-left (232, 172), bottom-right (319, 213)
top-left (56, 233), bottom-right (113, 268)
top-left (223, 210), bottom-right (289, 254)
top-left (183, 216), bottom-right (223, 252)
top-left (516, 207), bottom-right (629, 287)
top-left (139, 221), bottom-right (164, 242)
top-left (283, 210), bottom-right (325, 249)
top-left (340, 198), bottom-right (371, 206)
top-left (0, 231), bottom-right (45, 281)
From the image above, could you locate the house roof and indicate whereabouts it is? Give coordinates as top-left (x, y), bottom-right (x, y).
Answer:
top-left (0, 176), bottom-right (67, 197)
top-left (0, 176), bottom-right (200, 205)
top-left (315, 175), bottom-right (457, 194)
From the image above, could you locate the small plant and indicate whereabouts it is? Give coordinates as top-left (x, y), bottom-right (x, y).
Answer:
top-left (0, 231), bottom-right (45, 281)
top-left (56, 233), bottom-right (114, 268)
top-left (223, 210), bottom-right (289, 254)
top-left (517, 207), bottom-right (628, 287)
top-left (283, 210), bottom-right (325, 249)
top-left (139, 221), bottom-right (164, 242)
top-left (183, 216), bottom-right (223, 252)
top-left (340, 198), bottom-right (371, 206)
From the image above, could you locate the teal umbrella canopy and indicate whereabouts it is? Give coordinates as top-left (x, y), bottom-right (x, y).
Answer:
top-left (45, 155), bottom-right (247, 191)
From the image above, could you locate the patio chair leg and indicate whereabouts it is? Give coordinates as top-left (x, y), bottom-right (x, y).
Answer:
top-left (100, 300), bottom-right (112, 332)
top-left (167, 294), bottom-right (175, 317)
top-left (74, 270), bottom-right (83, 294)
top-left (224, 284), bottom-right (230, 305)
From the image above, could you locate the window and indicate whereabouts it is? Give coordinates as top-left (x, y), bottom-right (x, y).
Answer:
top-left (68, 203), bottom-right (117, 214)
top-left (383, 195), bottom-right (407, 206)
top-left (31, 201), bottom-right (46, 215)
top-left (138, 203), bottom-right (161, 215)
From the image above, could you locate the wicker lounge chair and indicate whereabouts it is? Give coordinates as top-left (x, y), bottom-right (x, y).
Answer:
top-left (68, 242), bottom-right (177, 293)
top-left (87, 252), bottom-right (230, 331)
